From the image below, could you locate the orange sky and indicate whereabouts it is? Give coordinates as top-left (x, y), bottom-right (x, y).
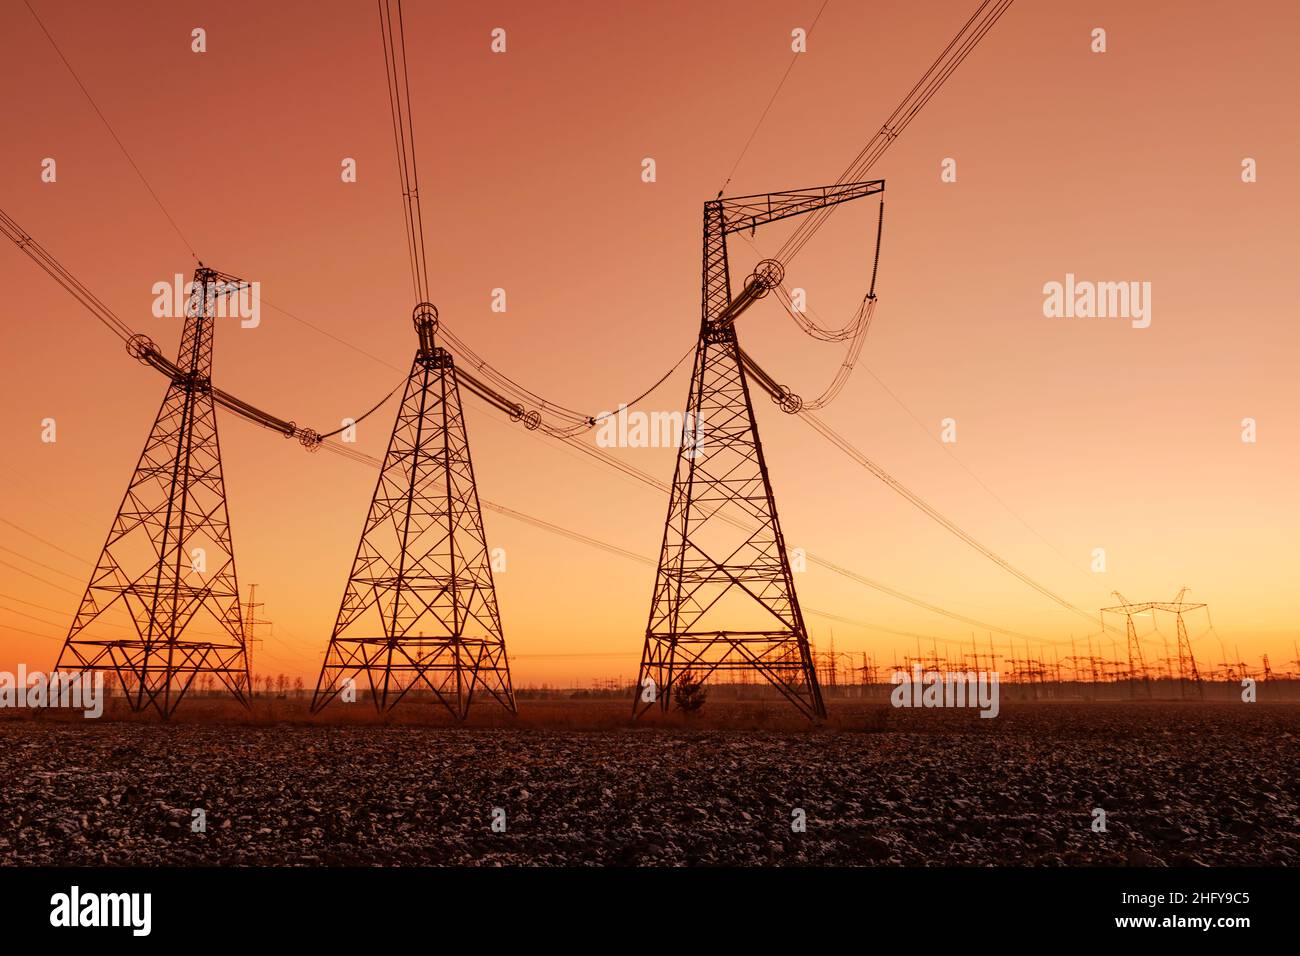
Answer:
top-left (2, 0), bottom-right (1298, 686)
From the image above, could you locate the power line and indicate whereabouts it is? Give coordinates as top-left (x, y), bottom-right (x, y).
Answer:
top-left (533, 427), bottom-right (1068, 639)
top-left (6, 202), bottom-right (1096, 647)
top-left (0, 544), bottom-right (84, 581)
top-left (740, 221), bottom-right (1098, 589)
top-left (719, 0), bottom-right (832, 194)
top-left (7, 0), bottom-right (1102, 656)
top-left (0, 558), bottom-right (81, 596)
top-left (0, 516), bottom-right (92, 565)
top-left (0, 620), bottom-right (61, 642)
top-left (776, 0), bottom-right (1015, 265)
top-left (1, 207), bottom-right (411, 451)
top-left (378, 0), bottom-right (431, 304)
top-left (0, 590), bottom-right (125, 630)
top-left (0, 603), bottom-right (67, 630)
top-left (799, 408), bottom-right (1105, 629)
top-left (854, 360), bottom-right (1097, 587)
top-left (304, 400), bottom-right (1054, 644)
top-left (23, 0), bottom-right (198, 260)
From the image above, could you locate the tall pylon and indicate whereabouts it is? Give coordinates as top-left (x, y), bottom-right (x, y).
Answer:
top-left (635, 181), bottom-right (884, 720)
top-left (55, 266), bottom-right (252, 718)
top-left (312, 304), bottom-right (516, 719)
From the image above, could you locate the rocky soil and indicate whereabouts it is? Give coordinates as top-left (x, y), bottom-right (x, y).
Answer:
top-left (0, 702), bottom-right (1295, 866)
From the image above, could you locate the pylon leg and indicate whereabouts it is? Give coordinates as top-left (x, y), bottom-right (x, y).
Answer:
top-left (1124, 614), bottom-right (1151, 699)
top-left (54, 268), bottom-right (251, 719)
top-left (1175, 612), bottom-right (1203, 700)
top-left (313, 345), bottom-right (515, 718)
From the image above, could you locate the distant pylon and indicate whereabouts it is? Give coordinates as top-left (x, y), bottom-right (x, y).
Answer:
top-left (635, 183), bottom-right (882, 720)
top-left (312, 304), bottom-right (515, 719)
top-left (1122, 608), bottom-right (1151, 698)
top-left (241, 583), bottom-right (271, 691)
top-left (1103, 588), bottom-right (1206, 699)
top-left (54, 266), bottom-right (251, 717)
top-left (1172, 607), bottom-right (1203, 697)
top-left (1103, 592), bottom-right (1151, 698)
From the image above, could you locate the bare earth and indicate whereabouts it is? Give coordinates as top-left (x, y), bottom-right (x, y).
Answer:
top-left (1, 701), bottom-right (1295, 866)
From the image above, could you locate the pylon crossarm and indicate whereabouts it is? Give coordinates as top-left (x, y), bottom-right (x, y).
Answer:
top-left (718, 180), bottom-right (885, 235)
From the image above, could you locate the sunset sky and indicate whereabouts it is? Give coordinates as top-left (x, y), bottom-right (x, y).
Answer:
top-left (2, 0), bottom-right (1297, 686)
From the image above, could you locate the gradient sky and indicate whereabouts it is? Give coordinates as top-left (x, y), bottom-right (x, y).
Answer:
top-left (2, 0), bottom-right (1298, 685)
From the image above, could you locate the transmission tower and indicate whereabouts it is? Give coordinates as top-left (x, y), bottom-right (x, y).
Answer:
top-left (312, 304), bottom-right (516, 719)
top-left (54, 266), bottom-right (252, 717)
top-left (1103, 589), bottom-right (1205, 698)
top-left (634, 181), bottom-right (884, 719)
top-left (241, 583), bottom-right (271, 692)
top-left (1101, 592), bottom-right (1152, 698)
top-left (1162, 589), bottom-right (1205, 697)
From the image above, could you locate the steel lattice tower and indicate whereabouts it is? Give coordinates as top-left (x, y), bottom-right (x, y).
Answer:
top-left (1102, 589), bottom-right (1205, 699)
top-left (635, 181), bottom-right (884, 720)
top-left (312, 304), bottom-right (516, 718)
top-left (54, 266), bottom-right (252, 717)
top-left (1105, 591), bottom-right (1153, 698)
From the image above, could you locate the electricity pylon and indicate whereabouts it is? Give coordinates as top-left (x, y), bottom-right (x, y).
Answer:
top-left (241, 583), bottom-right (271, 691)
top-left (312, 304), bottom-right (516, 719)
top-left (54, 266), bottom-right (252, 717)
top-left (635, 181), bottom-right (884, 720)
top-left (1102, 589), bottom-right (1205, 699)
top-left (1101, 592), bottom-right (1152, 698)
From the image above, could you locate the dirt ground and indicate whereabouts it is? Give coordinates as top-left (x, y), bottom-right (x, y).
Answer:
top-left (0, 700), bottom-right (1295, 866)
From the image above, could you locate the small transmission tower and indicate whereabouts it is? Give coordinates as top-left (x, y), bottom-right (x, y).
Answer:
top-left (241, 583), bottom-right (271, 692)
top-left (1102, 588), bottom-right (1205, 699)
top-left (55, 267), bottom-right (252, 717)
top-left (312, 304), bottom-right (516, 718)
top-left (1101, 592), bottom-right (1152, 698)
top-left (635, 181), bottom-right (884, 720)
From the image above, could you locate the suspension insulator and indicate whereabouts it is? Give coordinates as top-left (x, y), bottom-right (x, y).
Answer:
top-left (508, 404), bottom-right (524, 422)
top-left (750, 258), bottom-right (786, 295)
top-left (412, 301), bottom-right (439, 354)
top-left (523, 411), bottom-right (542, 430)
top-left (780, 393), bottom-right (804, 414)
top-left (126, 333), bottom-right (158, 364)
top-left (297, 428), bottom-right (323, 451)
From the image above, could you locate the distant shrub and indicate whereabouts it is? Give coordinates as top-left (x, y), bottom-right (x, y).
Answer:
top-left (674, 670), bottom-right (708, 713)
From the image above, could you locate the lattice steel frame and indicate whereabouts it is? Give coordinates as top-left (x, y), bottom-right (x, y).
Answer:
top-left (1102, 590), bottom-right (1205, 699)
top-left (635, 184), bottom-right (882, 720)
top-left (312, 314), bottom-right (515, 719)
top-left (54, 267), bottom-right (251, 718)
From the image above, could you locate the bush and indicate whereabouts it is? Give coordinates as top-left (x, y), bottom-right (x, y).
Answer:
top-left (674, 670), bottom-right (708, 713)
